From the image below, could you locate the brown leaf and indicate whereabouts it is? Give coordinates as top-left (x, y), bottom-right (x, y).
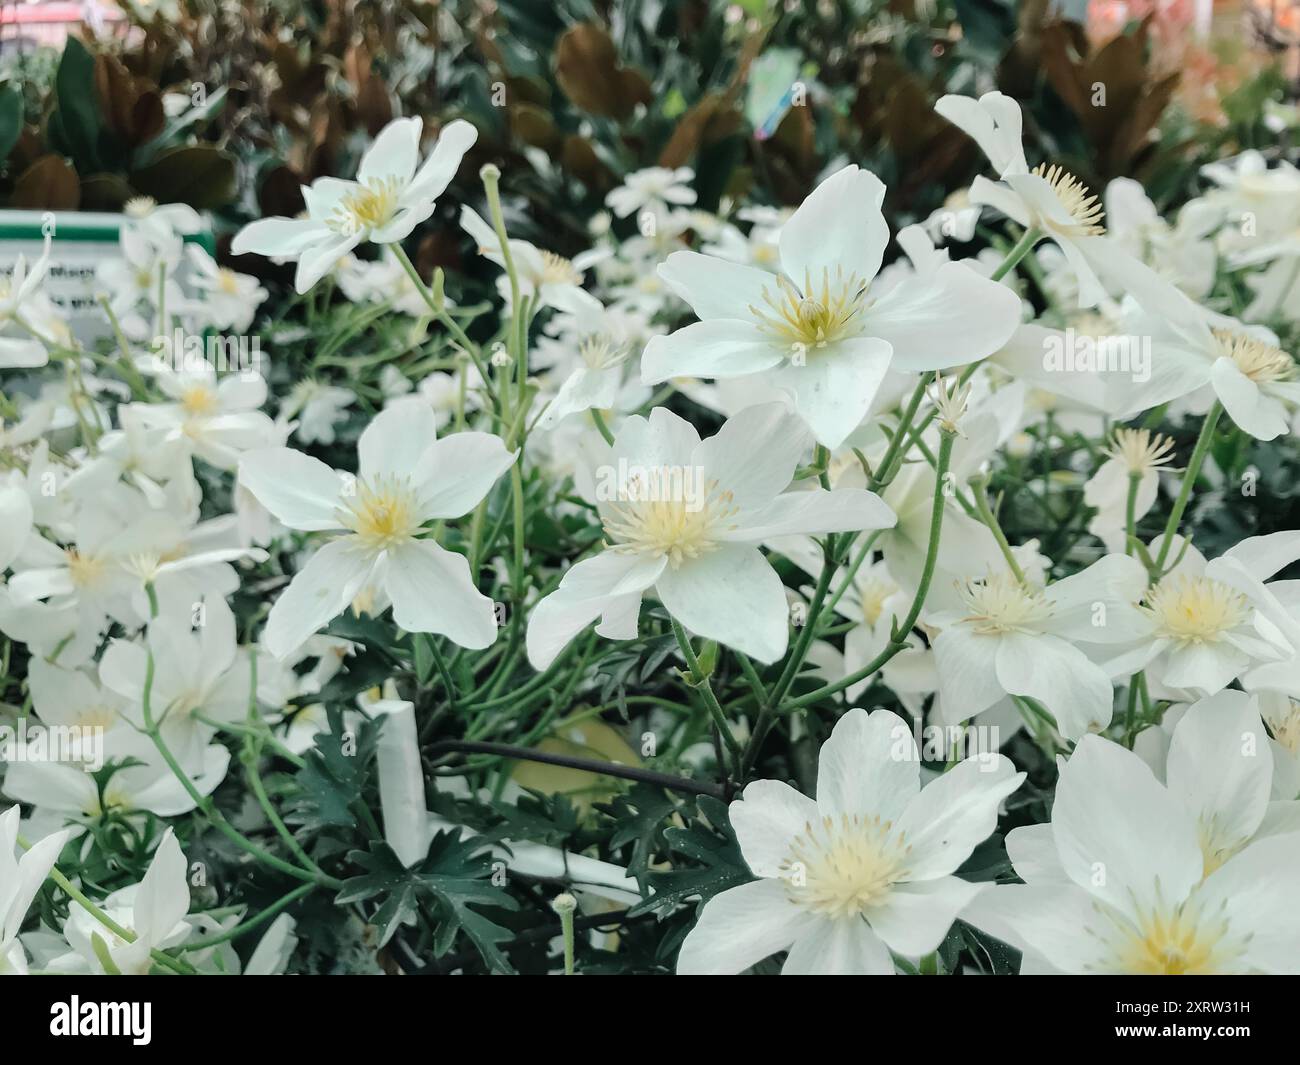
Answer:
top-left (510, 102), bottom-right (561, 151)
top-left (562, 134), bottom-right (614, 192)
top-left (554, 23), bottom-right (651, 120)
top-left (12, 155), bottom-right (80, 210)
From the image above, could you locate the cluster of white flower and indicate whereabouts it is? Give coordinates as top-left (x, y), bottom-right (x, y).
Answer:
top-left (2, 89), bottom-right (1299, 976)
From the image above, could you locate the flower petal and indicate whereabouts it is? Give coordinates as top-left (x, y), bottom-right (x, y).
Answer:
top-left (384, 540), bottom-right (498, 649)
top-left (895, 755), bottom-right (1024, 880)
top-left (238, 448), bottom-right (343, 531)
top-left (263, 540), bottom-right (376, 660)
top-left (676, 879), bottom-right (813, 975)
top-left (816, 707), bottom-right (919, 822)
top-left (779, 164), bottom-right (889, 285)
top-left (655, 546), bottom-right (788, 662)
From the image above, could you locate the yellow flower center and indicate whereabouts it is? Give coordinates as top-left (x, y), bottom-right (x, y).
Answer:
top-left (1213, 329), bottom-right (1294, 384)
top-left (180, 385), bottom-right (218, 416)
top-left (1105, 427), bottom-right (1176, 475)
top-left (1033, 163), bottom-right (1105, 236)
top-left (124, 196), bottom-right (158, 219)
top-left (540, 250), bottom-right (582, 286)
top-left (780, 813), bottom-right (908, 919)
top-left (1143, 574), bottom-right (1248, 644)
top-left (858, 572), bottom-right (898, 628)
top-left (85, 782), bottom-right (132, 818)
top-left (1107, 897), bottom-right (1239, 975)
top-left (216, 268), bottom-right (242, 296)
top-left (76, 705), bottom-right (120, 731)
top-left (579, 335), bottom-right (628, 371)
top-left (958, 572), bottom-right (1052, 634)
top-left (750, 268), bottom-right (869, 356)
top-left (338, 475), bottom-right (421, 550)
top-left (65, 549), bottom-right (107, 589)
top-left (602, 472), bottom-right (739, 569)
top-left (328, 177), bottom-right (403, 235)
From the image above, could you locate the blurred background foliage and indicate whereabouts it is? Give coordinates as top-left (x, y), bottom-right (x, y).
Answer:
top-left (1, 0), bottom-right (1292, 267)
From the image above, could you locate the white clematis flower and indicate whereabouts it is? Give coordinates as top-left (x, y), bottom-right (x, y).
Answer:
top-left (1, 807), bottom-right (71, 975)
top-left (525, 404), bottom-right (896, 668)
top-left (935, 90), bottom-right (1112, 306)
top-left (184, 244), bottom-right (268, 332)
top-left (928, 553), bottom-right (1151, 740)
top-left (965, 695), bottom-right (1300, 974)
top-left (460, 205), bottom-right (607, 311)
top-left (239, 398), bottom-right (516, 660)
top-left (641, 165), bottom-right (1021, 448)
top-left (1104, 532), bottom-right (1300, 695)
top-left (231, 117), bottom-right (478, 293)
top-left (57, 829), bottom-right (192, 975)
top-left (676, 708), bottom-right (1024, 975)
top-left (131, 357), bottom-right (277, 469)
top-left (605, 166), bottom-right (697, 220)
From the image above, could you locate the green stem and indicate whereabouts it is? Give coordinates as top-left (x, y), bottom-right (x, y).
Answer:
top-left (970, 475), bottom-right (1027, 585)
top-left (671, 618), bottom-right (741, 765)
top-left (784, 430), bottom-right (956, 711)
top-left (1154, 402), bottom-right (1222, 573)
top-left (990, 226), bottom-right (1041, 283)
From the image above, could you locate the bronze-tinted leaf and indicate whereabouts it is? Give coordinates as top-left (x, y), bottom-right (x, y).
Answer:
top-left (356, 76), bottom-right (393, 137)
top-left (561, 134), bottom-right (614, 192)
top-left (554, 23), bottom-right (651, 120)
top-left (79, 172), bottom-right (137, 211)
top-left (11, 154), bottom-right (80, 210)
top-left (509, 102), bottom-right (561, 151)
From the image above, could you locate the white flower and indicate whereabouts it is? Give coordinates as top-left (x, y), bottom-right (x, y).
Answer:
top-left (1, 808), bottom-right (71, 974)
top-left (1256, 691), bottom-right (1300, 800)
top-left (99, 593), bottom-right (252, 760)
top-left (281, 379), bottom-right (355, 445)
top-left (4, 729), bottom-right (230, 822)
top-left (336, 251), bottom-right (439, 317)
top-left (185, 245), bottom-right (267, 332)
top-left (677, 708), bottom-right (1023, 974)
top-left (460, 205), bottom-right (607, 311)
top-left (122, 196), bottom-right (203, 243)
top-left (536, 290), bottom-right (639, 429)
top-left (238, 398), bottom-right (516, 659)
top-left (965, 693), bottom-right (1300, 973)
top-left (131, 358), bottom-right (276, 468)
top-left (1104, 177), bottom-right (1219, 300)
top-left (605, 166), bottom-right (697, 219)
top-left (1104, 532), bottom-right (1300, 695)
top-left (1082, 428), bottom-right (1175, 552)
top-left (525, 404), bottom-right (895, 668)
top-left (0, 240), bottom-right (55, 369)
top-left (232, 117), bottom-right (478, 293)
top-left (641, 165), bottom-right (1021, 448)
top-left (928, 553), bottom-right (1150, 739)
top-left (57, 829), bottom-right (192, 975)
top-left (935, 91), bottom-right (1112, 306)
top-left (96, 226), bottom-right (185, 322)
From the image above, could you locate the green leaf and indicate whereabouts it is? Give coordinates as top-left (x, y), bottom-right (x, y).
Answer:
top-left (49, 38), bottom-right (103, 173)
top-left (339, 834), bottom-right (519, 972)
top-left (601, 784), bottom-right (679, 882)
top-left (288, 708), bottom-right (378, 831)
top-left (130, 145), bottom-right (236, 208)
top-left (628, 794), bottom-right (751, 917)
